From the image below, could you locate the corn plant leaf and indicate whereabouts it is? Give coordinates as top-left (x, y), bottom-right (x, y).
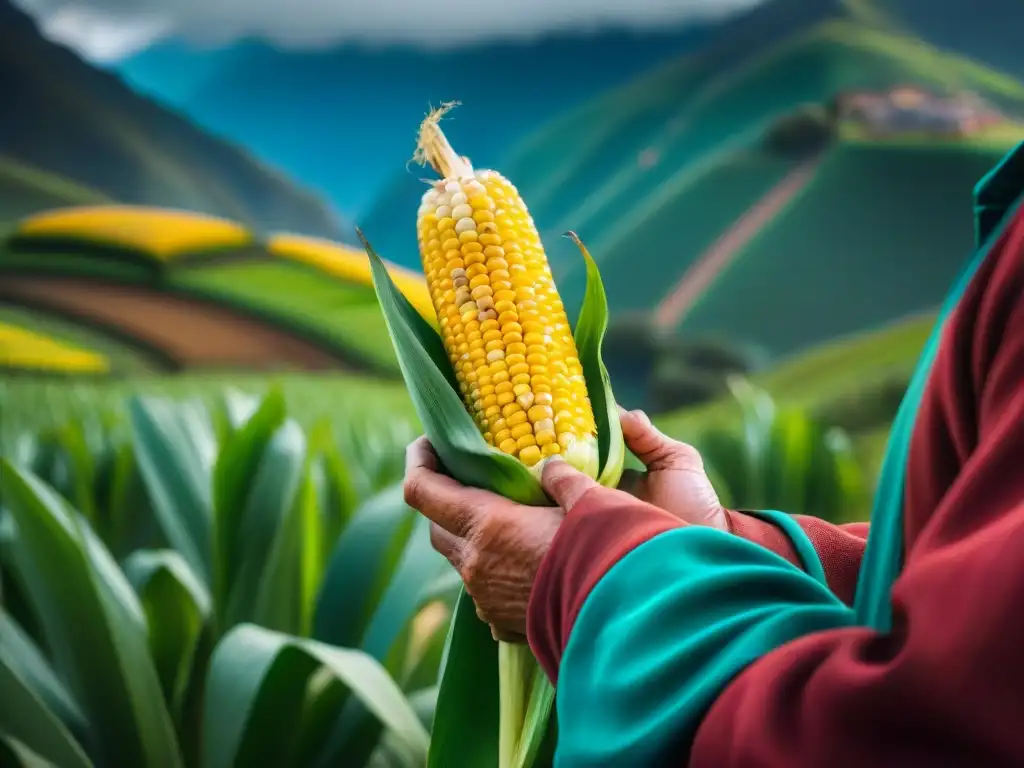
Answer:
top-left (129, 397), bottom-right (216, 582)
top-left (565, 234), bottom-right (624, 488)
top-left (0, 608), bottom-right (88, 740)
top-left (308, 421), bottom-right (360, 548)
top-left (419, 567), bottom-right (463, 608)
top-left (52, 422), bottom-right (97, 523)
top-left (427, 588), bottom-right (500, 768)
top-left (123, 549), bottom-right (211, 718)
top-left (690, 427), bottom-right (749, 507)
top-left (314, 484), bottom-right (415, 649)
top-left (93, 434), bottom-right (143, 559)
top-left (361, 231), bottom-right (547, 506)
top-left (295, 470), bottom-right (323, 636)
top-left (0, 460), bottom-right (183, 768)
top-left (407, 686), bottom-right (439, 731)
top-left (213, 390), bottom-right (287, 621)
top-left (0, 631), bottom-right (91, 768)
top-left (220, 389), bottom-right (262, 433)
top-left (403, 608), bottom-right (453, 693)
top-left (726, 377), bottom-right (776, 507)
top-left (202, 624), bottom-right (429, 768)
top-left (315, 514), bottom-right (448, 768)
top-left (815, 428), bottom-right (868, 524)
top-left (0, 731), bottom-right (68, 768)
top-left (361, 513), bottom-right (447, 666)
top-left (765, 407), bottom-right (815, 513)
top-left (223, 419), bottom-right (308, 634)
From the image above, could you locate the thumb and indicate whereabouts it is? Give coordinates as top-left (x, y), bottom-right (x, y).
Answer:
top-left (619, 408), bottom-right (701, 472)
top-left (541, 457), bottom-right (598, 512)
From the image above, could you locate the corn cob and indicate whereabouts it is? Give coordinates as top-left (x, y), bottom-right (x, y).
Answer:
top-left (414, 104), bottom-right (599, 477)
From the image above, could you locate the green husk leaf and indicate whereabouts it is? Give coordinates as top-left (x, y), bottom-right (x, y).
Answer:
top-left (514, 666), bottom-right (556, 768)
top-left (427, 589), bottom-right (500, 768)
top-left (565, 233), bottom-right (624, 488)
top-left (360, 230), bottom-right (546, 506)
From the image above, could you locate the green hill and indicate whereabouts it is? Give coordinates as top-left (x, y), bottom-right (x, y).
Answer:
top-left (486, 1), bottom-right (1024, 359)
top-left (0, 157), bottom-right (111, 230)
top-left (657, 311), bottom-right (933, 436)
top-left (0, 0), bottom-right (350, 240)
top-left (679, 141), bottom-right (1009, 355)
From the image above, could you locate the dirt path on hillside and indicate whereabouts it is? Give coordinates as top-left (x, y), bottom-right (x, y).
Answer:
top-left (0, 275), bottom-right (349, 371)
top-left (654, 152), bottom-right (825, 329)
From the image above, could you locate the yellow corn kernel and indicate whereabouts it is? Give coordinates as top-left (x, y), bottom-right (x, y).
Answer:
top-left (414, 104), bottom-right (598, 475)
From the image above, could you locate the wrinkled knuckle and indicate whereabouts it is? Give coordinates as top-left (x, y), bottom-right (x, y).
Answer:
top-left (675, 441), bottom-right (703, 465)
top-left (474, 515), bottom-right (500, 548)
top-left (459, 548), bottom-right (481, 587)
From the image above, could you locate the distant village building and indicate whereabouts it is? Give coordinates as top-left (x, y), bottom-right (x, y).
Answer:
top-left (832, 86), bottom-right (1006, 138)
top-left (637, 148), bottom-right (660, 169)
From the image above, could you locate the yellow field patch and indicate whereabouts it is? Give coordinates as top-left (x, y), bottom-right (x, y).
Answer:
top-left (267, 233), bottom-right (436, 322)
top-left (16, 205), bottom-right (253, 260)
top-left (0, 322), bottom-right (110, 374)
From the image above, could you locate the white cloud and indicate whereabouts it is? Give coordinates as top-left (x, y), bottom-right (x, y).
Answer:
top-left (14, 0), bottom-right (762, 62)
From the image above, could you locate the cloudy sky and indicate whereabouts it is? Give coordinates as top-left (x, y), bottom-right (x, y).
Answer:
top-left (14, 0), bottom-right (762, 62)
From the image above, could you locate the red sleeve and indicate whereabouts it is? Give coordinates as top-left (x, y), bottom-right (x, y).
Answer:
top-left (691, 201), bottom-right (1024, 766)
top-left (727, 511), bottom-right (868, 605)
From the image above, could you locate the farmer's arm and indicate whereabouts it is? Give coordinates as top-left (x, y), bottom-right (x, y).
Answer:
top-left (528, 204), bottom-right (1024, 766)
top-left (727, 511), bottom-right (868, 604)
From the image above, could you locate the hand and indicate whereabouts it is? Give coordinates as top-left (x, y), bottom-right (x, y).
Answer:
top-left (616, 407), bottom-right (727, 530)
top-left (404, 436), bottom-right (635, 643)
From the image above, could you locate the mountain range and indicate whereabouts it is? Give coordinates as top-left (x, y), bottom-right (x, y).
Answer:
top-left (0, 0), bottom-right (349, 240)
top-left (116, 28), bottom-right (712, 218)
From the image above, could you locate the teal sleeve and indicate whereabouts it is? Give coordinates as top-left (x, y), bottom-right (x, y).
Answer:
top-left (554, 523), bottom-right (856, 767)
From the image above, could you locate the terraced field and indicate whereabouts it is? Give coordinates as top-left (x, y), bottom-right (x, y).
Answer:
top-left (0, 204), bottom-right (431, 378)
top-left (0, 317), bottom-right (109, 374)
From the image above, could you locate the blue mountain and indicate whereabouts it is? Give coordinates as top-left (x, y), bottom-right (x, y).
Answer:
top-left (115, 27), bottom-right (711, 220)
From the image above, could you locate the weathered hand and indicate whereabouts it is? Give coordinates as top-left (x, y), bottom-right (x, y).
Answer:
top-left (404, 436), bottom-right (626, 643)
top-left (616, 407), bottom-right (728, 530)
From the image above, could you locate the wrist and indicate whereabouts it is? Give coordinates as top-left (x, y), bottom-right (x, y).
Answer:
top-left (724, 509), bottom-right (802, 568)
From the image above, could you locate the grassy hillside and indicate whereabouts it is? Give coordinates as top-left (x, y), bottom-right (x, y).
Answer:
top-left (0, 157), bottom-right (111, 229)
top-left (657, 311), bottom-right (933, 435)
top-left (0, 372), bottom-right (417, 440)
top-left (471, 4), bottom-right (1024, 356)
top-left (0, 0), bottom-right (349, 240)
top-left (679, 141), bottom-right (1009, 355)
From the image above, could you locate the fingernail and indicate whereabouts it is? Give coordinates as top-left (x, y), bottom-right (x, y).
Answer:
top-left (546, 454), bottom-right (565, 465)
